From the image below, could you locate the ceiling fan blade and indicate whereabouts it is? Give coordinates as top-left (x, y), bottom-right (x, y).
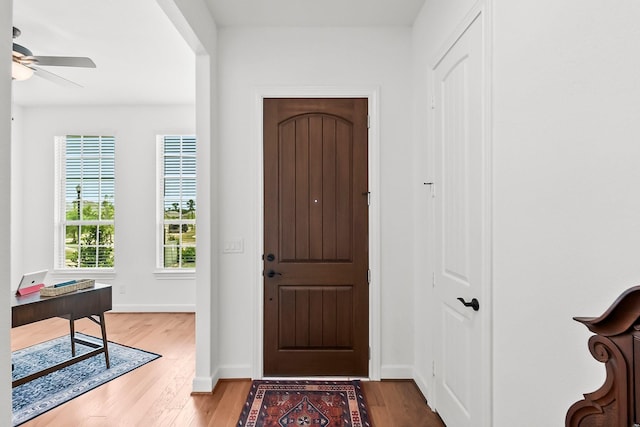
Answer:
top-left (32, 56), bottom-right (96, 68)
top-left (32, 66), bottom-right (83, 88)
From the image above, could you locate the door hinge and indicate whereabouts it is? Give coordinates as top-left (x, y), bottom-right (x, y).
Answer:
top-left (367, 115), bottom-right (371, 129)
top-left (431, 96), bottom-right (436, 110)
top-left (367, 269), bottom-right (371, 284)
top-left (362, 191), bottom-right (370, 206)
top-left (432, 360), bottom-right (436, 377)
top-left (432, 272), bottom-right (435, 288)
top-left (424, 182), bottom-right (435, 198)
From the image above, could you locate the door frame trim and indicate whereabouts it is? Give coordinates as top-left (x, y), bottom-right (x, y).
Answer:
top-left (252, 86), bottom-right (381, 380)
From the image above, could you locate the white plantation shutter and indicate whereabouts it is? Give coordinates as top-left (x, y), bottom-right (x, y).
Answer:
top-left (55, 135), bottom-right (115, 269)
top-left (157, 135), bottom-right (196, 269)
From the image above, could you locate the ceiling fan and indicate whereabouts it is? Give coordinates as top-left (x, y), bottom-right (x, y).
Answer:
top-left (12, 26), bottom-right (96, 87)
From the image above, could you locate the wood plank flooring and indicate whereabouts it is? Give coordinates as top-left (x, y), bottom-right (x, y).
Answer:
top-left (11, 313), bottom-right (445, 427)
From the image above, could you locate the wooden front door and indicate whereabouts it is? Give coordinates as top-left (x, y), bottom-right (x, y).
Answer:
top-left (263, 98), bottom-right (369, 377)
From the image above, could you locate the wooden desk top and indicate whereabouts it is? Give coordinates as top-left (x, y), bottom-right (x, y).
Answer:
top-left (12, 283), bottom-right (112, 327)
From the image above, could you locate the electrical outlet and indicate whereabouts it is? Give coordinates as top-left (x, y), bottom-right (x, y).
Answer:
top-left (119, 285), bottom-right (126, 294)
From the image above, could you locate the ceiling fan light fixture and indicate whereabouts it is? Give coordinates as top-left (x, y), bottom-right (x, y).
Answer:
top-left (12, 61), bottom-right (34, 81)
top-left (11, 43), bottom-right (34, 81)
top-left (10, 28), bottom-right (95, 86)
top-left (12, 43), bottom-right (32, 58)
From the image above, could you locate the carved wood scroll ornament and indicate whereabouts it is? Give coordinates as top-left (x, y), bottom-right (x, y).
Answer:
top-left (566, 285), bottom-right (640, 427)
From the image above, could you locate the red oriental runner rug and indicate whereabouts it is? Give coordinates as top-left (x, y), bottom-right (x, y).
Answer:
top-left (236, 380), bottom-right (372, 427)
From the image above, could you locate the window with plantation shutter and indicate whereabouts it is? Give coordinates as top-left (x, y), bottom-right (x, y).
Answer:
top-left (157, 135), bottom-right (196, 269)
top-left (55, 135), bottom-right (115, 269)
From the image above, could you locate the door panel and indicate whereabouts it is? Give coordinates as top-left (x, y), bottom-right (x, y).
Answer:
top-left (278, 286), bottom-right (354, 349)
top-left (278, 115), bottom-right (353, 263)
top-left (264, 98), bottom-right (368, 377)
top-left (434, 15), bottom-right (485, 427)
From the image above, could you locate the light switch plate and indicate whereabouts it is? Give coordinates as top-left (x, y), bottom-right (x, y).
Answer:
top-left (223, 238), bottom-right (244, 254)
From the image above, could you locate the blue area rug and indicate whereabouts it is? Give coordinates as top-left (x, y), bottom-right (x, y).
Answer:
top-left (12, 333), bottom-right (161, 426)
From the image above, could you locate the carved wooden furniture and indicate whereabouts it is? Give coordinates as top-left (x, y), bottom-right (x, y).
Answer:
top-left (11, 283), bottom-right (112, 387)
top-left (566, 285), bottom-right (640, 427)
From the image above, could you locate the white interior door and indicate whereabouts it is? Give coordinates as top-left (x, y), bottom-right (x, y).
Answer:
top-left (433, 14), bottom-right (487, 427)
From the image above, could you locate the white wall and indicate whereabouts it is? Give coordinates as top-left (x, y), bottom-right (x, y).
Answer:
top-left (217, 26), bottom-right (414, 377)
top-left (17, 105), bottom-right (196, 311)
top-left (493, 0), bottom-right (640, 425)
top-left (11, 106), bottom-right (24, 287)
top-left (1, 0), bottom-right (14, 422)
top-left (414, 0), bottom-right (640, 425)
top-left (7, 1), bottom-right (638, 424)
top-left (157, 0), bottom-right (219, 392)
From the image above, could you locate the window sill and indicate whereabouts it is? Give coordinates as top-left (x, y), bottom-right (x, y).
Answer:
top-left (153, 269), bottom-right (196, 280)
top-left (50, 269), bottom-right (116, 281)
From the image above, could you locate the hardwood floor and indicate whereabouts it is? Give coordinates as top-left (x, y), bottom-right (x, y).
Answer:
top-left (11, 313), bottom-right (445, 427)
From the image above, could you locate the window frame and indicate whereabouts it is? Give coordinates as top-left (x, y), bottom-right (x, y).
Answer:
top-left (155, 135), bottom-right (196, 274)
top-left (54, 135), bottom-right (116, 273)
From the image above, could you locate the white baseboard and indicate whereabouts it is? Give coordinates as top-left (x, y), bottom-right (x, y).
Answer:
top-left (199, 364), bottom-right (421, 393)
top-left (111, 304), bottom-right (195, 313)
top-left (192, 367), bottom-right (222, 394)
top-left (192, 375), bottom-right (214, 393)
top-left (216, 364), bottom-right (253, 379)
top-left (380, 364), bottom-right (414, 379)
top-left (196, 364), bottom-right (423, 392)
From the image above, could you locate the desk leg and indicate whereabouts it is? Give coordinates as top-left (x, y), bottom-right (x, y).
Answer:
top-left (69, 317), bottom-right (76, 356)
top-left (99, 313), bottom-right (110, 369)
